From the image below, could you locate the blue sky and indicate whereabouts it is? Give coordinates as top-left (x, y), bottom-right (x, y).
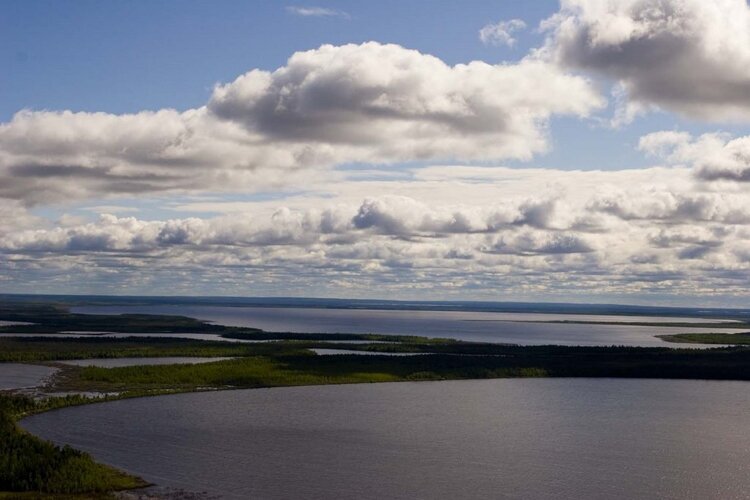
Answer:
top-left (4, 0), bottom-right (719, 170)
top-left (2, 0), bottom-right (750, 305)
top-left (2, 1), bottom-right (555, 116)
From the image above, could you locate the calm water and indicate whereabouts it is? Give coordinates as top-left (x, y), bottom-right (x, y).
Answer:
top-left (59, 357), bottom-right (236, 368)
top-left (0, 363), bottom-right (57, 390)
top-left (73, 305), bottom-right (736, 347)
top-left (0, 332), bottom-right (267, 343)
top-left (23, 379), bottom-right (750, 499)
top-left (310, 348), bottom-right (421, 356)
top-left (0, 320), bottom-right (33, 326)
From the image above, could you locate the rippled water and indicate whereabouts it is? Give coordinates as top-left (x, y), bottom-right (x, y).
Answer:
top-left (0, 363), bottom-right (57, 390)
top-left (23, 379), bottom-right (750, 499)
top-left (73, 305), bottom-right (736, 346)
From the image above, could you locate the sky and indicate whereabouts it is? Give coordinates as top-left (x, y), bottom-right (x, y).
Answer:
top-left (2, 0), bottom-right (750, 306)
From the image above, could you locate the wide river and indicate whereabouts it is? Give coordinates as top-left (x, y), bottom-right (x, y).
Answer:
top-left (22, 378), bottom-right (750, 499)
top-left (72, 305), bottom-right (736, 347)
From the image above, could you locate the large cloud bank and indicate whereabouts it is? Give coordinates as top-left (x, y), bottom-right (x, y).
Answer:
top-left (0, 42), bottom-right (602, 206)
top-left (5, 165), bottom-right (750, 302)
top-left (543, 0), bottom-right (750, 121)
top-left (4, 19), bottom-right (750, 302)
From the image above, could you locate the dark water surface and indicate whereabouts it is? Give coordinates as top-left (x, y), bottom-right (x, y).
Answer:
top-left (0, 363), bottom-right (57, 390)
top-left (73, 305), bottom-right (734, 347)
top-left (0, 332), bottom-right (267, 343)
top-left (22, 379), bottom-right (750, 499)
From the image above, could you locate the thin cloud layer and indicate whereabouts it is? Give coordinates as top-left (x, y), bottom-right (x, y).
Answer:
top-left (479, 19), bottom-right (527, 47)
top-left (285, 6), bottom-right (350, 18)
top-left (543, 0), bottom-right (750, 121)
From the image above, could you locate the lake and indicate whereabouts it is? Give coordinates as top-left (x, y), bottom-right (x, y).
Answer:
top-left (0, 332), bottom-right (268, 343)
top-left (22, 378), bottom-right (750, 499)
top-left (0, 363), bottom-right (57, 390)
top-left (73, 305), bottom-right (736, 347)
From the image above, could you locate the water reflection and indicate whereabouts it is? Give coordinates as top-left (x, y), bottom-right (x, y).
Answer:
top-left (22, 379), bottom-right (750, 499)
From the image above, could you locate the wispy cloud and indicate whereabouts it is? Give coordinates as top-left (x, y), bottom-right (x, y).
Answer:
top-left (479, 19), bottom-right (526, 47)
top-left (285, 6), bottom-right (350, 19)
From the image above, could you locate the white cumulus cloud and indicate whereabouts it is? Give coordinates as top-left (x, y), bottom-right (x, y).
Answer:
top-left (639, 130), bottom-right (750, 182)
top-left (0, 42), bottom-right (604, 206)
top-left (208, 42), bottom-right (603, 162)
top-left (542, 0), bottom-right (750, 121)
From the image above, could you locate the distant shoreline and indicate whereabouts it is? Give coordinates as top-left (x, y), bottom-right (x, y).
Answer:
top-left (4, 293), bottom-right (750, 320)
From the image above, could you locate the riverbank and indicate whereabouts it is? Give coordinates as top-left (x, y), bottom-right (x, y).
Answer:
top-left (7, 339), bottom-right (750, 497)
top-left (659, 332), bottom-right (750, 344)
top-left (0, 393), bottom-right (148, 496)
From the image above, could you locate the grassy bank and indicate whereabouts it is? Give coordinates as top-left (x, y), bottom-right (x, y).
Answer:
top-left (0, 336), bottom-right (313, 363)
top-left (8, 335), bottom-right (750, 395)
top-left (8, 342), bottom-right (750, 495)
top-left (58, 345), bottom-right (750, 395)
top-left (519, 319), bottom-right (750, 329)
top-left (659, 332), bottom-right (750, 345)
top-left (0, 393), bottom-right (147, 497)
top-left (6, 343), bottom-right (750, 497)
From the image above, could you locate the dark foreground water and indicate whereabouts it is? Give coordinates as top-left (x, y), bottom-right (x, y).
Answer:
top-left (22, 379), bottom-right (750, 499)
top-left (72, 305), bottom-right (732, 347)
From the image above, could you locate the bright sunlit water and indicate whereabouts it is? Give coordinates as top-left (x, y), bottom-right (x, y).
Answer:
top-left (72, 305), bottom-right (738, 347)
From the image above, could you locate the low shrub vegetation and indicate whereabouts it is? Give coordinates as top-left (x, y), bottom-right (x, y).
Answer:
top-left (0, 394), bottom-right (146, 495)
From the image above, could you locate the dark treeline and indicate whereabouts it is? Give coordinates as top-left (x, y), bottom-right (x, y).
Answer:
top-left (293, 346), bottom-right (750, 381)
top-left (69, 345), bottom-right (750, 393)
top-left (660, 332), bottom-right (750, 345)
top-left (0, 394), bottom-right (146, 494)
top-left (0, 337), bottom-right (312, 362)
top-left (527, 320), bottom-right (749, 329)
top-left (0, 301), bottom-right (228, 334)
